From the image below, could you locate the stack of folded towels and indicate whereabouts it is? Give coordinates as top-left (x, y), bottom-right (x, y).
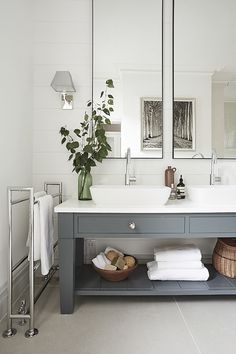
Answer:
top-left (147, 244), bottom-right (209, 281)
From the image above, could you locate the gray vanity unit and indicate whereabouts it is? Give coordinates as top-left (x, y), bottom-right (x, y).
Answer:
top-left (55, 200), bottom-right (236, 314)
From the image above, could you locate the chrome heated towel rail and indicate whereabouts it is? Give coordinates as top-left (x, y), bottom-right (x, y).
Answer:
top-left (2, 182), bottom-right (62, 338)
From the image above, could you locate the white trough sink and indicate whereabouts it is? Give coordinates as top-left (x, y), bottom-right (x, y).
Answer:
top-left (187, 185), bottom-right (236, 205)
top-left (90, 185), bottom-right (171, 207)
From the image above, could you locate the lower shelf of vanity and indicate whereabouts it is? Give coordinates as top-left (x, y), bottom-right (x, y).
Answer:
top-left (75, 264), bottom-right (236, 296)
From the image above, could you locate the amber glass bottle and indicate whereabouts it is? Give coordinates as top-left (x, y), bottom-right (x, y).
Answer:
top-left (165, 166), bottom-right (177, 187)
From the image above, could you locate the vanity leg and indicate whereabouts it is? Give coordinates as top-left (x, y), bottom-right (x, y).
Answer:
top-left (59, 238), bottom-right (75, 314)
top-left (75, 238), bottom-right (84, 267)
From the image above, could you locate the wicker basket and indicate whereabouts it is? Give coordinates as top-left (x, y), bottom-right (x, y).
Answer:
top-left (92, 256), bottom-right (138, 282)
top-left (213, 238), bottom-right (236, 278)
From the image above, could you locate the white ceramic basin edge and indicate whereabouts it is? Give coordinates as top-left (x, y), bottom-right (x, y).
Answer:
top-left (187, 185), bottom-right (236, 205)
top-left (90, 185), bottom-right (171, 207)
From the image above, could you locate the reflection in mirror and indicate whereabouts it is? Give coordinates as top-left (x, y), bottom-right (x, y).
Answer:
top-left (93, 0), bottom-right (163, 158)
top-left (173, 0), bottom-right (236, 159)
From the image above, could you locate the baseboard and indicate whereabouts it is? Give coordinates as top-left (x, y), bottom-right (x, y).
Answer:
top-left (0, 263), bottom-right (29, 324)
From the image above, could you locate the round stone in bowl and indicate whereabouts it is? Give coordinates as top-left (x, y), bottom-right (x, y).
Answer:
top-left (124, 255), bottom-right (136, 268)
top-left (106, 250), bottom-right (119, 262)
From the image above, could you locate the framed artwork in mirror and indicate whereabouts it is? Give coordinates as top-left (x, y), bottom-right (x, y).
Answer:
top-left (141, 98), bottom-right (163, 151)
top-left (173, 98), bottom-right (195, 151)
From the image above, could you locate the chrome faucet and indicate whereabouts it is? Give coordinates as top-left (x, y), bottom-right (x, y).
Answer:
top-left (125, 148), bottom-right (136, 185)
top-left (210, 149), bottom-right (221, 185)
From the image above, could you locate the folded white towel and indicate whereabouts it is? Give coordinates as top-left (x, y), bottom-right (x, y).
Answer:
top-left (147, 261), bottom-right (157, 269)
top-left (96, 254), bottom-right (107, 269)
top-left (92, 257), bottom-right (102, 269)
top-left (147, 260), bottom-right (203, 270)
top-left (147, 267), bottom-right (209, 281)
top-left (154, 244), bottom-right (202, 262)
top-left (92, 253), bottom-right (111, 269)
top-left (99, 252), bottom-right (111, 265)
top-left (104, 246), bottom-right (124, 257)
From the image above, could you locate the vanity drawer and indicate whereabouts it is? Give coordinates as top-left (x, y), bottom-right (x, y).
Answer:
top-left (75, 214), bottom-right (185, 236)
top-left (189, 216), bottom-right (236, 235)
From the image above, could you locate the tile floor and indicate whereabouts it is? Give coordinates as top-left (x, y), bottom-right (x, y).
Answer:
top-left (0, 278), bottom-right (236, 354)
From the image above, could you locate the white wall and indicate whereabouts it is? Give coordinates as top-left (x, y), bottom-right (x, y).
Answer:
top-left (0, 0), bottom-right (33, 290)
top-left (33, 0), bottom-right (92, 198)
top-left (32, 0), bottom-right (236, 258)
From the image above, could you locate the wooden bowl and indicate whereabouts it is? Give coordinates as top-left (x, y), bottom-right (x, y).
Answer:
top-left (92, 256), bottom-right (138, 282)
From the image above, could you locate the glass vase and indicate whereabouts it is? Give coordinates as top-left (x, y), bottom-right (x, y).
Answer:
top-left (78, 168), bottom-right (92, 200)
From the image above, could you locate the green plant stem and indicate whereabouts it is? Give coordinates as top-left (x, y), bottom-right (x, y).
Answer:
top-left (79, 171), bottom-right (86, 199)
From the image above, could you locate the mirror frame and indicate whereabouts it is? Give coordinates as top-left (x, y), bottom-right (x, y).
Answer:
top-left (92, 0), bottom-right (164, 159)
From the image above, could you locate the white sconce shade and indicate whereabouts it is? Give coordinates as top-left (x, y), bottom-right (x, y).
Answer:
top-left (51, 71), bottom-right (76, 92)
top-left (51, 71), bottom-right (76, 109)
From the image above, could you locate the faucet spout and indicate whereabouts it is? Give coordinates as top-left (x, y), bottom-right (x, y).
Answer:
top-left (125, 148), bottom-right (136, 185)
top-left (210, 149), bottom-right (221, 185)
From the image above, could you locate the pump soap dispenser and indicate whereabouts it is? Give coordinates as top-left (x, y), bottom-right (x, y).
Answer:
top-left (165, 166), bottom-right (177, 187)
top-left (177, 175), bottom-right (185, 199)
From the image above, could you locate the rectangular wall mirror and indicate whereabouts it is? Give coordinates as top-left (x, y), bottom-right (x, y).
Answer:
top-left (173, 0), bottom-right (236, 159)
top-left (93, 0), bottom-right (163, 158)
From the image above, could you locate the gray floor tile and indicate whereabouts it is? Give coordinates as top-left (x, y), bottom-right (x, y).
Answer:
top-left (0, 286), bottom-right (199, 354)
top-left (176, 296), bottom-right (236, 354)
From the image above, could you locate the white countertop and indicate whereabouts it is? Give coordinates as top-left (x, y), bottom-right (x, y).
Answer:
top-left (54, 198), bottom-right (236, 214)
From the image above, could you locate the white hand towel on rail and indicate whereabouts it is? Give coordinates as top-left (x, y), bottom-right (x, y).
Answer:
top-left (26, 191), bottom-right (47, 261)
top-left (39, 195), bottom-right (54, 275)
top-left (26, 193), bottom-right (54, 275)
top-left (154, 244), bottom-right (202, 262)
top-left (147, 266), bottom-right (209, 281)
top-left (147, 260), bottom-right (203, 270)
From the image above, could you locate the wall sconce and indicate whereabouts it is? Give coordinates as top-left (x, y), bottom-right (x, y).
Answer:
top-left (51, 71), bottom-right (76, 110)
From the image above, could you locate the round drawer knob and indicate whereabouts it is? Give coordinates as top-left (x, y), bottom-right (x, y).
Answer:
top-left (129, 222), bottom-right (136, 230)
